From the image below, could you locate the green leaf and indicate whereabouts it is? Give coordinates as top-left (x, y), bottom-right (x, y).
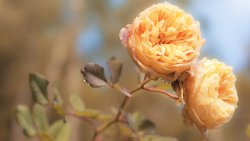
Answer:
top-left (81, 63), bottom-right (107, 88)
top-left (76, 109), bottom-right (99, 118)
top-left (52, 83), bottom-right (63, 105)
top-left (131, 112), bottom-right (144, 129)
top-left (29, 73), bottom-right (49, 105)
top-left (143, 135), bottom-right (178, 141)
top-left (33, 104), bottom-right (49, 131)
top-left (53, 104), bottom-right (65, 116)
top-left (129, 112), bottom-right (155, 133)
top-left (54, 123), bottom-right (71, 141)
top-left (138, 119), bottom-right (155, 132)
top-left (107, 56), bottom-right (123, 84)
top-left (148, 79), bottom-right (172, 90)
top-left (15, 105), bottom-right (36, 137)
top-left (69, 94), bottom-right (85, 113)
top-left (52, 83), bottom-right (65, 116)
top-left (118, 123), bottom-right (133, 137)
top-left (47, 120), bottom-right (65, 139)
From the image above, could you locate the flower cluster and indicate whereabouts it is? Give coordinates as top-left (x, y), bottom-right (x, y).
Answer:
top-left (120, 2), bottom-right (238, 134)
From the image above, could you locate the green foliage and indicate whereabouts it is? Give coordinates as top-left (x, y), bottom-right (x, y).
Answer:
top-left (48, 120), bottom-right (65, 138)
top-left (77, 109), bottom-right (99, 118)
top-left (69, 94), bottom-right (106, 119)
top-left (15, 104), bottom-right (72, 141)
top-left (16, 56), bottom-right (180, 141)
top-left (148, 79), bottom-right (172, 90)
top-left (53, 122), bottom-right (71, 141)
top-left (33, 104), bottom-right (49, 132)
top-left (15, 105), bottom-right (37, 137)
top-left (69, 94), bottom-right (85, 113)
top-left (129, 112), bottom-right (155, 134)
top-left (138, 119), bottom-right (155, 132)
top-left (29, 73), bottom-right (49, 105)
top-left (52, 84), bottom-right (65, 116)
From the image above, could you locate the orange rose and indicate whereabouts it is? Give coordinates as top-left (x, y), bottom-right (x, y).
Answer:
top-left (120, 2), bottom-right (205, 81)
top-left (183, 58), bottom-right (238, 130)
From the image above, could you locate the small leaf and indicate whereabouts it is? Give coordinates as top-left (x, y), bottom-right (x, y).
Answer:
top-left (76, 109), bottom-right (99, 119)
top-left (15, 105), bottom-right (36, 137)
top-left (29, 73), bottom-right (49, 105)
top-left (118, 123), bottom-right (133, 137)
top-left (129, 112), bottom-right (155, 133)
top-left (69, 94), bottom-right (85, 113)
top-left (47, 121), bottom-right (71, 141)
top-left (52, 83), bottom-right (65, 116)
top-left (53, 104), bottom-right (65, 116)
top-left (107, 56), bottom-right (123, 84)
top-left (81, 63), bottom-right (107, 88)
top-left (131, 112), bottom-right (144, 129)
top-left (52, 83), bottom-right (64, 106)
top-left (138, 119), bottom-right (155, 132)
top-left (143, 135), bottom-right (178, 141)
top-left (148, 79), bottom-right (172, 90)
top-left (33, 104), bottom-right (49, 131)
top-left (171, 80), bottom-right (184, 104)
top-left (54, 123), bottom-right (71, 141)
top-left (47, 120), bottom-right (65, 139)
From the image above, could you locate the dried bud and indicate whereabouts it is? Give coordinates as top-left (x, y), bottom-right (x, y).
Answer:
top-left (183, 58), bottom-right (238, 129)
top-left (120, 2), bottom-right (205, 81)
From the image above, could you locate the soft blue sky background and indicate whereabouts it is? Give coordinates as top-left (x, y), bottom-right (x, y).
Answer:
top-left (76, 0), bottom-right (250, 72)
top-left (189, 0), bottom-right (250, 72)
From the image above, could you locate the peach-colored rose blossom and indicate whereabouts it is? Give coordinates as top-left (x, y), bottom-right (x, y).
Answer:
top-left (183, 58), bottom-right (238, 129)
top-left (120, 2), bottom-right (205, 81)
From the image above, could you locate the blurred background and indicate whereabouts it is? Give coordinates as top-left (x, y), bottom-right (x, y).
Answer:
top-left (0, 0), bottom-right (250, 141)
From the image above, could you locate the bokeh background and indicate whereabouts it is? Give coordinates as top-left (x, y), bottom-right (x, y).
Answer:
top-left (1, 0), bottom-right (250, 141)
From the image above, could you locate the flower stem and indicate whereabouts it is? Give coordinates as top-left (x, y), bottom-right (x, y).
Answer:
top-left (143, 86), bottom-right (179, 100)
top-left (93, 79), bottom-right (151, 140)
top-left (64, 113), bottom-right (94, 125)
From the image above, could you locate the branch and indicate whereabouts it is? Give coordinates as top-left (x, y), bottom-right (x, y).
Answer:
top-left (121, 112), bottom-right (141, 141)
top-left (64, 113), bottom-right (94, 126)
top-left (65, 112), bottom-right (98, 140)
top-left (143, 86), bottom-right (179, 100)
top-left (115, 78), bottom-right (151, 119)
top-left (93, 78), bottom-right (151, 139)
